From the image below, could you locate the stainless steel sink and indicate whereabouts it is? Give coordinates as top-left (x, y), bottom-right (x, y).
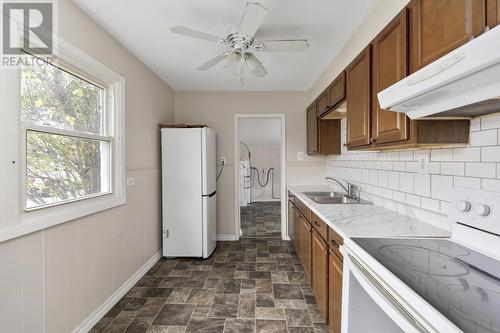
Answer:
top-left (303, 191), bottom-right (371, 205)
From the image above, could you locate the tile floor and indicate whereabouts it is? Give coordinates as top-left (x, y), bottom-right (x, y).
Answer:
top-left (241, 202), bottom-right (281, 238)
top-left (91, 239), bottom-right (326, 333)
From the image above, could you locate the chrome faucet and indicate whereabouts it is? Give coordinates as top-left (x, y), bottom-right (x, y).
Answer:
top-left (325, 177), bottom-right (360, 199)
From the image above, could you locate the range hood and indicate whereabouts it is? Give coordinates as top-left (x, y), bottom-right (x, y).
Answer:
top-left (378, 25), bottom-right (500, 119)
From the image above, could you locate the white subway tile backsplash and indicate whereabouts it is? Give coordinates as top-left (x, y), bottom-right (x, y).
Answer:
top-left (440, 162), bottom-right (465, 176)
top-left (454, 176), bottom-right (481, 189)
top-left (465, 163), bottom-right (496, 178)
top-left (471, 130), bottom-right (497, 146)
top-left (452, 148), bottom-right (481, 162)
top-left (421, 197), bottom-right (441, 212)
top-left (414, 174), bottom-right (431, 197)
top-left (470, 118), bottom-right (481, 131)
top-left (388, 171), bottom-right (400, 190)
top-left (481, 146), bottom-right (500, 162)
top-left (393, 161), bottom-right (406, 171)
top-left (482, 179), bottom-right (500, 192)
top-left (431, 175), bottom-right (453, 201)
top-left (326, 114), bottom-right (500, 222)
top-left (400, 173), bottom-right (414, 193)
top-left (431, 149), bottom-right (453, 161)
top-left (378, 170), bottom-right (388, 188)
top-left (481, 114), bottom-right (500, 130)
top-left (399, 151), bottom-right (413, 161)
top-left (405, 193), bottom-right (421, 207)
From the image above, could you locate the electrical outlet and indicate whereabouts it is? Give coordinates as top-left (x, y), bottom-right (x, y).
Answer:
top-left (126, 177), bottom-right (135, 186)
top-left (418, 154), bottom-right (429, 174)
top-left (297, 151), bottom-right (304, 161)
top-left (221, 157), bottom-right (226, 165)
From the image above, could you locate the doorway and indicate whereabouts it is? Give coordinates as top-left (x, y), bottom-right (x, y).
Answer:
top-left (233, 114), bottom-right (286, 240)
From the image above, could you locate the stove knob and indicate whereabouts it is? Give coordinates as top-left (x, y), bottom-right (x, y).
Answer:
top-left (473, 204), bottom-right (490, 217)
top-left (456, 200), bottom-right (471, 212)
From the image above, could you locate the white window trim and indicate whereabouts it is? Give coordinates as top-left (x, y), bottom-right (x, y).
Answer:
top-left (0, 37), bottom-right (126, 243)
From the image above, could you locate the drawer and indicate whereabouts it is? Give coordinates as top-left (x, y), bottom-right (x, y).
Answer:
top-left (294, 197), bottom-right (311, 221)
top-left (311, 212), bottom-right (328, 240)
top-left (328, 227), bottom-right (344, 249)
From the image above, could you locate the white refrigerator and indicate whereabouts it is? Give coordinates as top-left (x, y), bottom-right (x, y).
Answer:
top-left (161, 127), bottom-right (217, 258)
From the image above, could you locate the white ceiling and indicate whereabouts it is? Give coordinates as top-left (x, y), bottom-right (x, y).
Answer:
top-left (239, 118), bottom-right (281, 146)
top-left (72, 0), bottom-right (379, 91)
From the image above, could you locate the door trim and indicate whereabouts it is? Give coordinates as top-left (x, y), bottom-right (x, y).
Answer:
top-left (233, 114), bottom-right (287, 241)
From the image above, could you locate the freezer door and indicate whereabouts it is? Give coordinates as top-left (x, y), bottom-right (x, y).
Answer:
top-left (161, 128), bottom-right (203, 257)
top-left (202, 193), bottom-right (217, 258)
top-left (202, 127), bottom-right (217, 195)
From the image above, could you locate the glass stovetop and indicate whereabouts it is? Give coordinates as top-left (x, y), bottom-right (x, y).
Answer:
top-left (353, 238), bottom-right (500, 333)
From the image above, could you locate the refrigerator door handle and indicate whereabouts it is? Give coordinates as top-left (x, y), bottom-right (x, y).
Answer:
top-left (203, 191), bottom-right (217, 198)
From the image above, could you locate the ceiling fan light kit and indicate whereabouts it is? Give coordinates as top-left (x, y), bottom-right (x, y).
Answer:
top-left (170, 2), bottom-right (309, 84)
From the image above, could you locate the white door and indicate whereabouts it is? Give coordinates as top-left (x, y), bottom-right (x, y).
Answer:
top-left (203, 193), bottom-right (217, 258)
top-left (162, 128), bottom-right (203, 257)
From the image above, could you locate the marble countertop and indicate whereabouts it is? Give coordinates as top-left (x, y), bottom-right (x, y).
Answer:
top-left (288, 186), bottom-right (451, 240)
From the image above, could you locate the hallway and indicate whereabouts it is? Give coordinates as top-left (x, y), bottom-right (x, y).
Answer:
top-left (241, 202), bottom-right (281, 238)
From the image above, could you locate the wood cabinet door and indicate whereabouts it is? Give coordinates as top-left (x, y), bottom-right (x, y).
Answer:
top-left (327, 72), bottom-right (346, 109)
top-left (346, 47), bottom-right (372, 148)
top-left (307, 102), bottom-right (318, 155)
top-left (312, 230), bottom-right (328, 323)
top-left (371, 10), bottom-right (410, 144)
top-left (293, 208), bottom-right (301, 254)
top-left (316, 91), bottom-right (330, 117)
top-left (328, 250), bottom-right (343, 333)
top-left (409, 0), bottom-right (486, 72)
top-left (487, 0), bottom-right (500, 27)
top-left (288, 201), bottom-right (295, 243)
top-left (299, 215), bottom-right (312, 280)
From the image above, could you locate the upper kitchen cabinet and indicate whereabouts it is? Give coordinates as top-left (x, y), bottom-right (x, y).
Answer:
top-left (487, 0), bottom-right (500, 27)
top-left (307, 102), bottom-right (319, 155)
top-left (371, 10), bottom-right (409, 145)
top-left (317, 72), bottom-right (347, 118)
top-left (408, 0), bottom-right (488, 72)
top-left (346, 46), bottom-right (372, 148)
top-left (307, 102), bottom-right (342, 156)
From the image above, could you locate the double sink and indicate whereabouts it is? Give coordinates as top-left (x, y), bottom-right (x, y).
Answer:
top-left (303, 191), bottom-right (371, 205)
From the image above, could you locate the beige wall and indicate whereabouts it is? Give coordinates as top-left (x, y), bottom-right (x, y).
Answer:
top-left (308, 0), bottom-right (410, 102)
top-left (0, 1), bottom-right (175, 332)
top-left (175, 91), bottom-right (326, 236)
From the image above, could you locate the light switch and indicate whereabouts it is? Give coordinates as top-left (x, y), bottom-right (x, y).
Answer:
top-left (297, 152), bottom-right (304, 161)
top-left (126, 177), bottom-right (135, 186)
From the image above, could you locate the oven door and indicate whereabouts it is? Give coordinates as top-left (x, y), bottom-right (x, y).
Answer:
top-left (341, 249), bottom-right (437, 333)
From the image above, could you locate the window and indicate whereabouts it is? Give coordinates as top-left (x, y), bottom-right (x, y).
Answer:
top-left (21, 57), bottom-right (112, 210)
top-left (0, 38), bottom-right (125, 243)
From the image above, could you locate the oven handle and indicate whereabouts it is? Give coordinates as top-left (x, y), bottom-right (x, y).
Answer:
top-left (347, 253), bottom-right (437, 333)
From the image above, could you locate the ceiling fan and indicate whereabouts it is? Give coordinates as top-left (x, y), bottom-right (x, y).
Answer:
top-left (170, 2), bottom-right (309, 83)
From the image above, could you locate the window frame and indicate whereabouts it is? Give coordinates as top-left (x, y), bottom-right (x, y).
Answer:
top-left (0, 37), bottom-right (126, 243)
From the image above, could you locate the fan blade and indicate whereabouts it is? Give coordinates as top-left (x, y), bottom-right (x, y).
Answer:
top-left (197, 54), bottom-right (227, 71)
top-left (255, 40), bottom-right (309, 52)
top-left (245, 53), bottom-right (267, 78)
top-left (171, 26), bottom-right (225, 43)
top-left (239, 2), bottom-right (268, 37)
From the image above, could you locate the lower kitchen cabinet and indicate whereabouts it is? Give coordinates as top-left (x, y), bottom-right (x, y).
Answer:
top-left (299, 214), bottom-right (312, 280)
top-left (328, 249), bottom-right (343, 333)
top-left (312, 229), bottom-right (329, 322)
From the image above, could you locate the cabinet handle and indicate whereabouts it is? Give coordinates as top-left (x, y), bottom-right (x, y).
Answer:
top-left (370, 137), bottom-right (376, 144)
top-left (343, 143), bottom-right (347, 147)
top-left (331, 240), bottom-right (338, 247)
top-left (314, 221), bottom-right (320, 227)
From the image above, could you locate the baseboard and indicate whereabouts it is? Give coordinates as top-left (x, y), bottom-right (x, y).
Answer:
top-left (73, 251), bottom-right (161, 333)
top-left (217, 234), bottom-right (239, 241)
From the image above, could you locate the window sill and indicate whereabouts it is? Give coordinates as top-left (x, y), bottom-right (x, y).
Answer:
top-left (0, 194), bottom-right (126, 243)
